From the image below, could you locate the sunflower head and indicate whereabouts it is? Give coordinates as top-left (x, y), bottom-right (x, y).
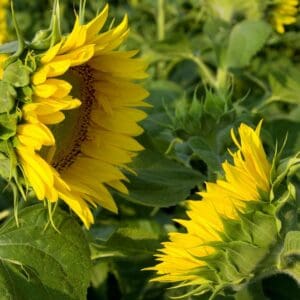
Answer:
top-left (148, 122), bottom-right (298, 298)
top-left (0, 2), bottom-right (149, 228)
top-left (269, 0), bottom-right (299, 33)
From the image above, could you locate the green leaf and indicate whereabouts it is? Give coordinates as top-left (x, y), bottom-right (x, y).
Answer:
top-left (121, 150), bottom-right (203, 207)
top-left (188, 136), bottom-right (221, 171)
top-left (0, 152), bottom-right (11, 180)
top-left (91, 219), bottom-right (163, 259)
top-left (0, 82), bottom-right (16, 114)
top-left (203, 90), bottom-right (226, 120)
top-left (226, 20), bottom-right (271, 68)
top-left (0, 204), bottom-right (92, 300)
top-left (3, 60), bottom-right (31, 88)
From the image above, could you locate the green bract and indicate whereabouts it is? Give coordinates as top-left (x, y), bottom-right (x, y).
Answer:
top-left (0, 81), bottom-right (16, 113)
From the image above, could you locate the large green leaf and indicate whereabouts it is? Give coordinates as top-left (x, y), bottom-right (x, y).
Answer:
top-left (0, 204), bottom-right (91, 300)
top-left (90, 219), bottom-right (163, 259)
top-left (188, 136), bottom-right (221, 171)
top-left (226, 20), bottom-right (271, 68)
top-left (121, 150), bottom-right (203, 207)
top-left (90, 219), bottom-right (166, 299)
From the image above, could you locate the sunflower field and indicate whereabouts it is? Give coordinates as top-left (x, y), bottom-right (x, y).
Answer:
top-left (0, 0), bottom-right (300, 299)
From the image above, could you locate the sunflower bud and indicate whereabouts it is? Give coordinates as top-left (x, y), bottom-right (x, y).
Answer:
top-left (31, 0), bottom-right (62, 50)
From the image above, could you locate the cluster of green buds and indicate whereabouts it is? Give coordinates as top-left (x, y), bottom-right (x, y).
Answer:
top-left (172, 89), bottom-right (234, 137)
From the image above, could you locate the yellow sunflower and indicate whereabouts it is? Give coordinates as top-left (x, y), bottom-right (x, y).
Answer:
top-left (16, 4), bottom-right (149, 228)
top-left (270, 0), bottom-right (298, 33)
top-left (0, 0), bottom-right (8, 44)
top-left (0, 0), bottom-right (9, 78)
top-left (149, 122), bottom-right (272, 289)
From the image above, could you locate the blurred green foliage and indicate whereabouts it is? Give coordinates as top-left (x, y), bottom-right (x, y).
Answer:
top-left (0, 0), bottom-right (299, 299)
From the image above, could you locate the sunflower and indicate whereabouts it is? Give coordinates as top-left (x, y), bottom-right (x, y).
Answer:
top-left (148, 122), bottom-right (273, 293)
top-left (15, 4), bottom-right (149, 228)
top-left (0, 0), bottom-right (8, 44)
top-left (0, 0), bottom-right (9, 78)
top-left (270, 0), bottom-right (298, 33)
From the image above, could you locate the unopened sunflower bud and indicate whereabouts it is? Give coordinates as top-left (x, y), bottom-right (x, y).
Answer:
top-left (147, 121), bottom-right (300, 298)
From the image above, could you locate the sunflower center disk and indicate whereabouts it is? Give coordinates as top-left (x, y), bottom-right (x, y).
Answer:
top-left (50, 64), bottom-right (95, 172)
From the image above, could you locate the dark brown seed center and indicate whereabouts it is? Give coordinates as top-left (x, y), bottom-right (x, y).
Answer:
top-left (50, 64), bottom-right (95, 172)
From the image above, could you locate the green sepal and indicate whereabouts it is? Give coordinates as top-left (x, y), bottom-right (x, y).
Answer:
top-left (0, 113), bottom-right (18, 140)
top-left (0, 141), bottom-right (18, 181)
top-left (279, 231), bottom-right (300, 282)
top-left (270, 147), bottom-right (300, 198)
top-left (219, 212), bottom-right (253, 244)
top-left (0, 81), bottom-right (17, 113)
top-left (171, 283), bottom-right (212, 299)
top-left (3, 59), bottom-right (30, 88)
top-left (173, 95), bottom-right (203, 136)
top-left (205, 249), bottom-right (246, 283)
top-left (223, 242), bottom-right (266, 278)
top-left (274, 182), bottom-right (298, 235)
top-left (50, 0), bottom-right (62, 47)
top-left (188, 266), bottom-right (217, 285)
top-left (30, 29), bottom-right (54, 51)
top-left (79, 0), bottom-right (87, 24)
top-left (0, 152), bottom-right (11, 180)
top-left (203, 89), bottom-right (228, 121)
top-left (238, 209), bottom-right (278, 248)
top-left (30, 0), bottom-right (62, 50)
top-left (20, 86), bottom-right (33, 104)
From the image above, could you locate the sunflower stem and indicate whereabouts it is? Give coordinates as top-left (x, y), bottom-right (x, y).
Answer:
top-left (187, 54), bottom-right (217, 88)
top-left (12, 183), bottom-right (19, 227)
top-left (156, 0), bottom-right (166, 78)
top-left (157, 0), bottom-right (165, 41)
top-left (4, 1), bottom-right (25, 67)
top-left (44, 200), bottom-right (60, 233)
